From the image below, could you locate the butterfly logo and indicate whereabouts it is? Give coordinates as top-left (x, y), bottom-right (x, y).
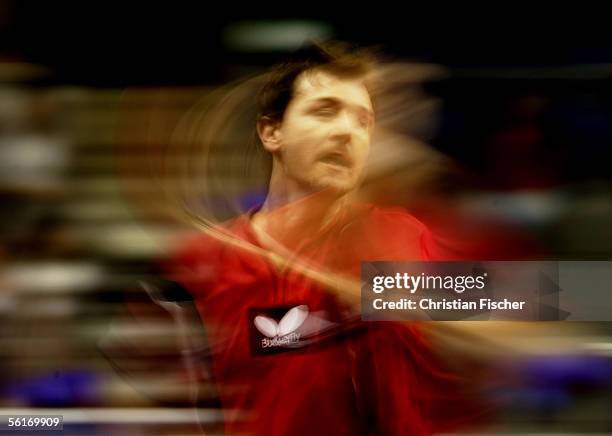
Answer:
top-left (253, 305), bottom-right (309, 338)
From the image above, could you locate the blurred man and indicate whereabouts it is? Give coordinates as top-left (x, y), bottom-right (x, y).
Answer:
top-left (167, 42), bottom-right (478, 435)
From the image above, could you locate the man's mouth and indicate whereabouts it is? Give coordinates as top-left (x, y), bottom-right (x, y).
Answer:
top-left (320, 152), bottom-right (352, 168)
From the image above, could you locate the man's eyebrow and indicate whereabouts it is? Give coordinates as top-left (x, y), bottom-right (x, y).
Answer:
top-left (308, 97), bottom-right (341, 107)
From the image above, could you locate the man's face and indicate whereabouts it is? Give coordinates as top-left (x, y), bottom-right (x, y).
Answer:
top-left (273, 69), bottom-right (374, 194)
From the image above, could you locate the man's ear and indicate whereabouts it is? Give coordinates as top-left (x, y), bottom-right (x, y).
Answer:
top-left (257, 116), bottom-right (282, 153)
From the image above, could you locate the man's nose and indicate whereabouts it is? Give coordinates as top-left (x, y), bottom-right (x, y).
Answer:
top-left (330, 111), bottom-right (354, 140)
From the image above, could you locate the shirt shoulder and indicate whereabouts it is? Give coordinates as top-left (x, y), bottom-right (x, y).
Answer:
top-left (363, 205), bottom-right (486, 260)
top-left (162, 215), bottom-right (254, 296)
top-left (366, 205), bottom-right (428, 233)
top-left (351, 205), bottom-right (430, 260)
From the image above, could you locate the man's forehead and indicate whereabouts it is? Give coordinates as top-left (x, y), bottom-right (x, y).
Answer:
top-left (293, 70), bottom-right (373, 110)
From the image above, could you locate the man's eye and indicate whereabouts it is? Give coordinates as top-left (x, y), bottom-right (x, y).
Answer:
top-left (314, 107), bottom-right (336, 116)
top-left (358, 115), bottom-right (372, 128)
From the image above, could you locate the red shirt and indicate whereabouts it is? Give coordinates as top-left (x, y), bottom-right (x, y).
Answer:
top-left (166, 204), bottom-right (479, 435)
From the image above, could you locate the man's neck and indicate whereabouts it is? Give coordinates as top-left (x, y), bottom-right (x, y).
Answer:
top-left (252, 175), bottom-right (352, 251)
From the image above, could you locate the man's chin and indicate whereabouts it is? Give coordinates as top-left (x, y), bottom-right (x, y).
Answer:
top-left (312, 177), bottom-right (356, 196)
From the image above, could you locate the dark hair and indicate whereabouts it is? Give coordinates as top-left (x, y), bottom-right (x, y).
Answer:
top-left (256, 41), bottom-right (376, 124)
